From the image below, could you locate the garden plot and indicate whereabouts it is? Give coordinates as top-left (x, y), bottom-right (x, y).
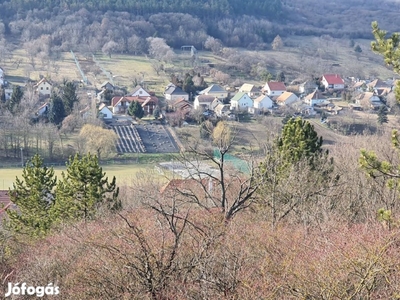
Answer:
top-left (113, 125), bottom-right (146, 153)
top-left (135, 124), bottom-right (179, 154)
top-left (112, 123), bottom-right (179, 154)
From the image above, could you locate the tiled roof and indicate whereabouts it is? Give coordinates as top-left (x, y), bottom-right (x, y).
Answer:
top-left (254, 95), bottom-right (271, 103)
top-left (197, 95), bottom-right (216, 103)
top-left (276, 91), bottom-right (295, 102)
top-left (323, 74), bottom-right (344, 85)
top-left (265, 81), bottom-right (286, 91)
top-left (0, 190), bottom-right (11, 218)
top-left (305, 90), bottom-right (325, 101)
top-left (367, 79), bottom-right (389, 88)
top-left (112, 96), bottom-right (159, 107)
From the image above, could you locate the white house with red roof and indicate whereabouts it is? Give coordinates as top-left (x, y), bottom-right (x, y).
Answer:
top-left (321, 74), bottom-right (345, 90)
top-left (262, 81), bottom-right (286, 97)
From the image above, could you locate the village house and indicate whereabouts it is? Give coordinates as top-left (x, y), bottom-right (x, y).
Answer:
top-left (275, 91), bottom-right (298, 106)
top-left (128, 85), bottom-right (151, 97)
top-left (164, 86), bottom-right (189, 102)
top-left (230, 92), bottom-right (253, 110)
top-left (112, 95), bottom-right (159, 115)
top-left (36, 102), bottom-right (50, 117)
top-left (199, 84), bottom-right (228, 100)
top-left (321, 74), bottom-right (345, 90)
top-left (169, 98), bottom-right (192, 117)
top-left (304, 89), bottom-right (326, 106)
top-left (214, 103), bottom-right (230, 117)
top-left (299, 80), bottom-right (318, 95)
top-left (355, 92), bottom-right (384, 109)
top-left (34, 78), bottom-right (52, 97)
top-left (239, 83), bottom-right (261, 98)
top-left (98, 103), bottom-right (113, 119)
top-left (194, 95), bottom-right (221, 110)
top-left (262, 81), bottom-right (286, 97)
top-left (253, 94), bottom-right (273, 111)
top-left (100, 81), bottom-right (115, 91)
top-left (367, 79), bottom-right (392, 96)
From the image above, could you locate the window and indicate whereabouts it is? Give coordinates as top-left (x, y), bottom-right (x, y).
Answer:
top-left (41, 87), bottom-right (43, 90)
top-left (46, 87), bottom-right (49, 90)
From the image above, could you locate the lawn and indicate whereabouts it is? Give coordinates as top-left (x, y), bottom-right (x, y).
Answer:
top-left (0, 163), bottom-right (159, 189)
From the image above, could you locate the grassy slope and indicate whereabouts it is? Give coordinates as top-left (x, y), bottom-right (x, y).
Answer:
top-left (0, 163), bottom-right (158, 189)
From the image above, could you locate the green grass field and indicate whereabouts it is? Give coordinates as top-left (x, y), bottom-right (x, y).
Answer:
top-left (0, 163), bottom-right (158, 189)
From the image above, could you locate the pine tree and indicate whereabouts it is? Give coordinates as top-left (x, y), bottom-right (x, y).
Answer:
top-left (48, 92), bottom-right (66, 125)
top-left (276, 117), bottom-right (324, 165)
top-left (371, 22), bottom-right (400, 101)
top-left (128, 101), bottom-right (144, 119)
top-left (7, 85), bottom-right (23, 114)
top-left (53, 153), bottom-right (120, 222)
top-left (6, 154), bottom-right (57, 237)
top-left (377, 105), bottom-right (389, 125)
top-left (61, 80), bottom-right (79, 115)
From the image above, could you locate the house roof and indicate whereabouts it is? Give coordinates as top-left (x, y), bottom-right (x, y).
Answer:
top-left (197, 95), bottom-right (216, 103)
top-left (265, 81), bottom-right (286, 91)
top-left (214, 103), bottom-right (228, 113)
top-left (0, 190), bottom-right (12, 218)
top-left (239, 83), bottom-right (258, 93)
top-left (210, 98), bottom-right (221, 110)
top-left (254, 95), bottom-right (272, 104)
top-left (351, 81), bottom-right (365, 89)
top-left (129, 85), bottom-right (149, 95)
top-left (99, 103), bottom-right (112, 112)
top-left (33, 78), bottom-right (52, 88)
top-left (322, 74), bottom-right (344, 85)
top-left (173, 98), bottom-right (192, 111)
top-left (276, 91), bottom-right (296, 103)
top-left (200, 84), bottom-right (226, 94)
top-left (37, 102), bottom-right (49, 112)
top-left (165, 86), bottom-right (188, 96)
top-left (356, 92), bottom-right (379, 103)
top-left (305, 90), bottom-right (325, 101)
top-left (230, 92), bottom-right (249, 102)
top-left (112, 96), bottom-right (159, 107)
top-left (367, 79), bottom-right (390, 89)
top-left (100, 81), bottom-right (114, 88)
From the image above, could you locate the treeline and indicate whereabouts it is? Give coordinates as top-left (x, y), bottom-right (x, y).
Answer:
top-left (0, 0), bottom-right (282, 19)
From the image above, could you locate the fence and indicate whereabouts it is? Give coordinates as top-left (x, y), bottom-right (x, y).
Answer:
top-left (213, 149), bottom-right (250, 174)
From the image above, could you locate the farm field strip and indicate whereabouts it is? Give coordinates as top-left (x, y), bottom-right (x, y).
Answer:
top-left (0, 163), bottom-right (158, 189)
top-left (113, 125), bottom-right (146, 153)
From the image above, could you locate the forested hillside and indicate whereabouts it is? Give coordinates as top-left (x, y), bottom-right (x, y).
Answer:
top-left (0, 0), bottom-right (399, 52)
top-left (0, 0), bottom-right (282, 19)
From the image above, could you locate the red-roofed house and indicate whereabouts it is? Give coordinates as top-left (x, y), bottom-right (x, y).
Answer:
top-left (0, 190), bottom-right (12, 219)
top-left (262, 81), bottom-right (286, 97)
top-left (112, 96), bottom-right (159, 115)
top-left (321, 74), bottom-right (345, 90)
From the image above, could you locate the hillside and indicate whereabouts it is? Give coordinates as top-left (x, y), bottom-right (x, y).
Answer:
top-left (0, 0), bottom-right (399, 51)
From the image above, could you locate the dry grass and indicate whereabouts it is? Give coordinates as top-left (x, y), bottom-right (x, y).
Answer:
top-left (0, 163), bottom-right (157, 189)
